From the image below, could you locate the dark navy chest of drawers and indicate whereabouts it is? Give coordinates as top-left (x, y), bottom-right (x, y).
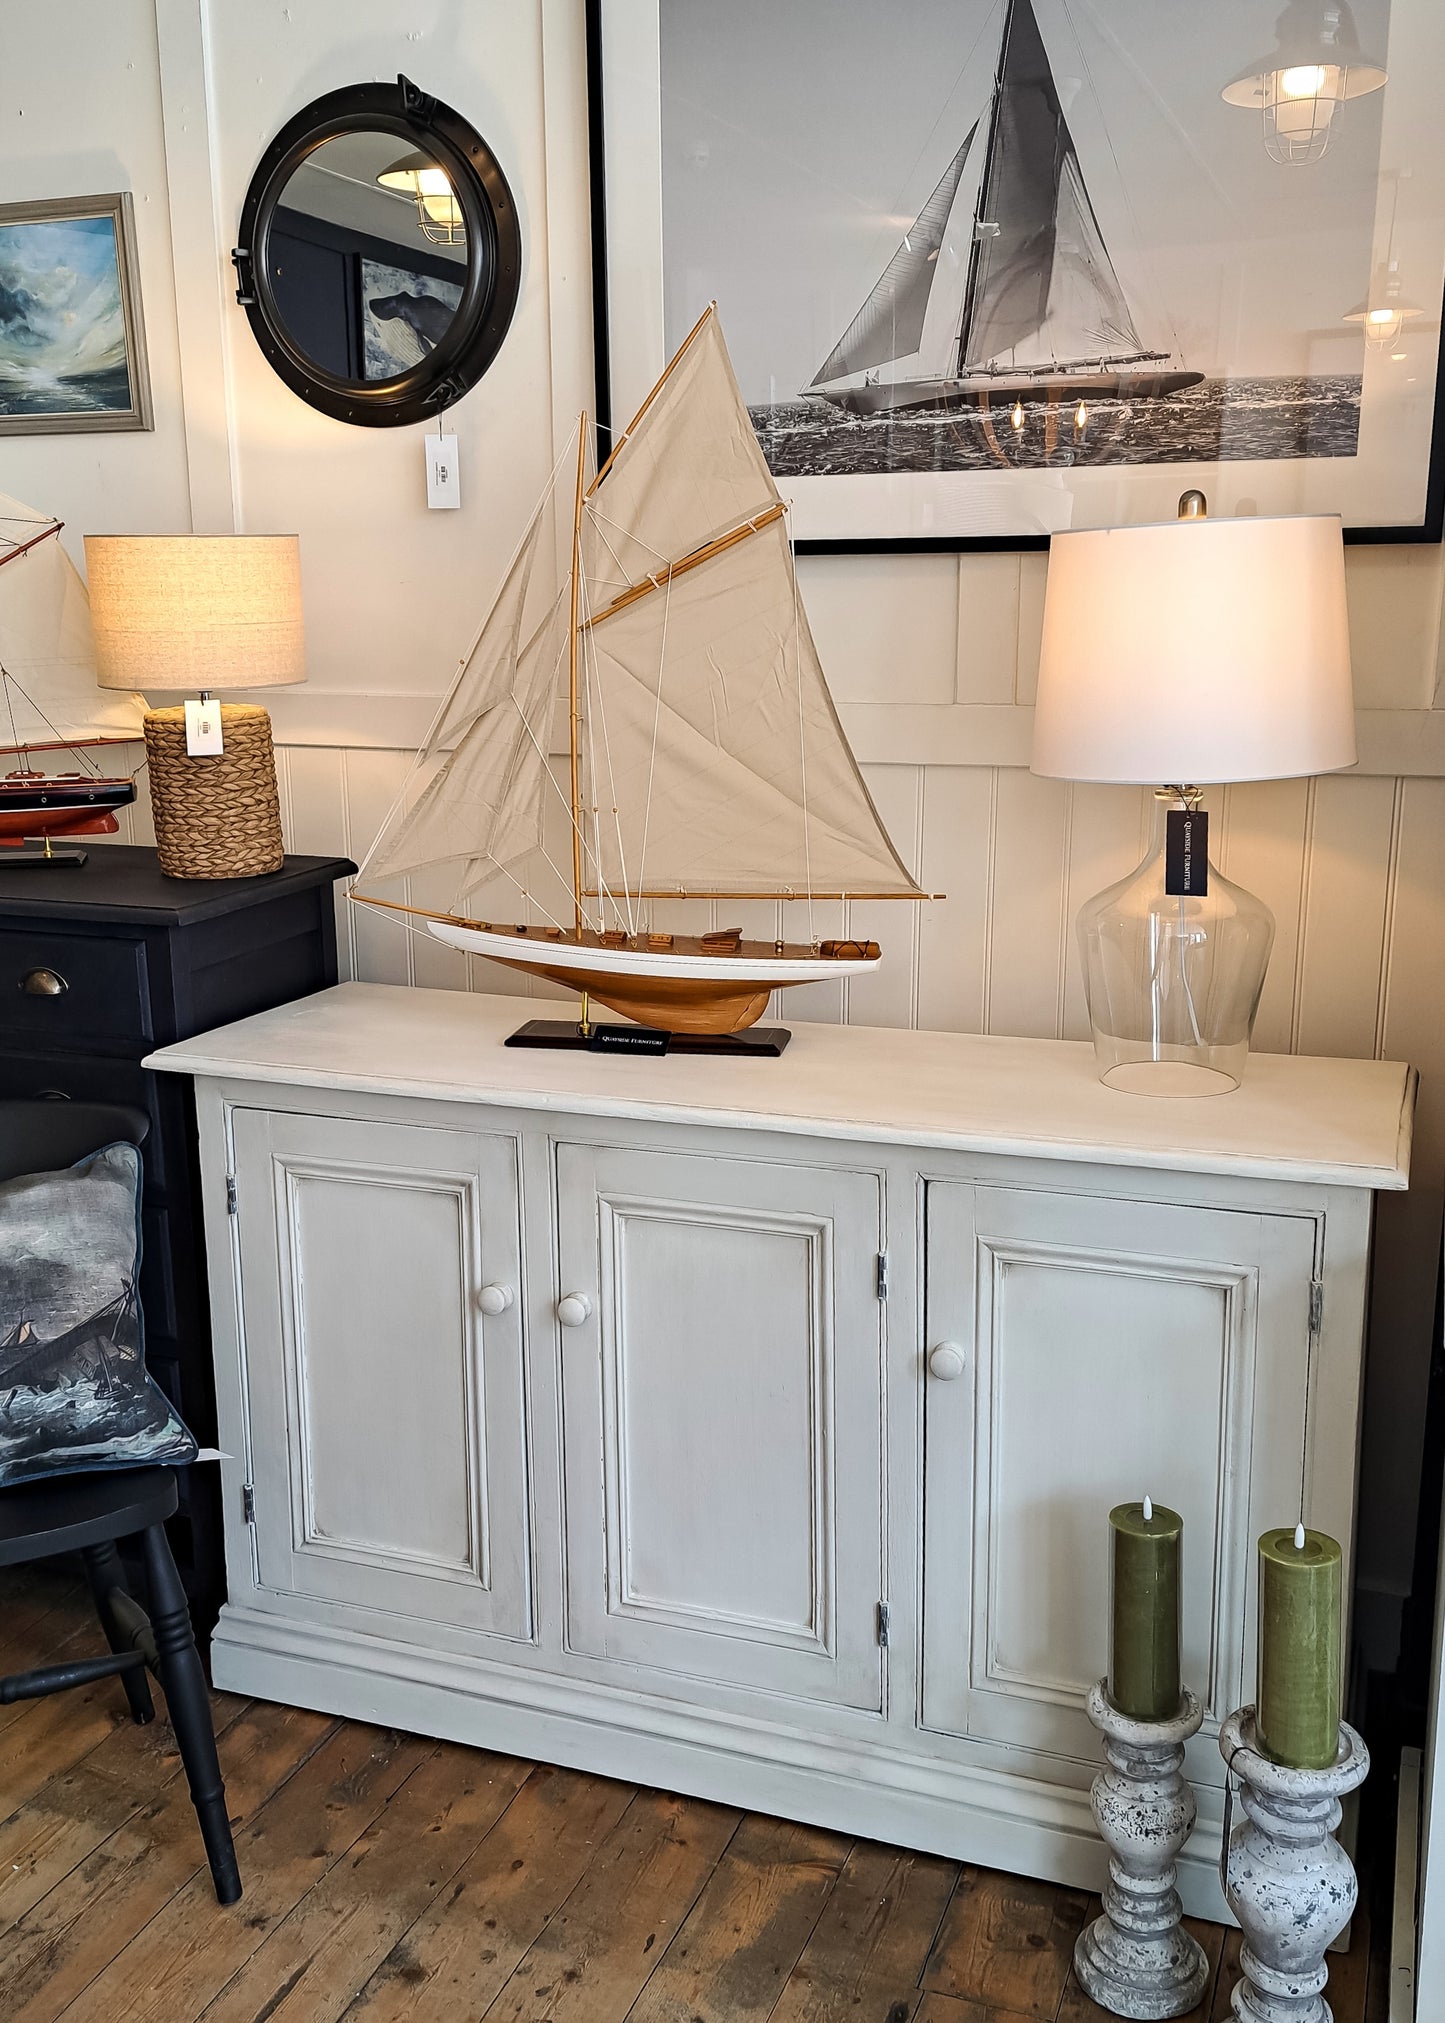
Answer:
top-left (0, 846), bottom-right (354, 1626)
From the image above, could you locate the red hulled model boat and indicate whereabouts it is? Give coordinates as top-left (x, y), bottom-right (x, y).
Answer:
top-left (0, 503), bottom-right (141, 864)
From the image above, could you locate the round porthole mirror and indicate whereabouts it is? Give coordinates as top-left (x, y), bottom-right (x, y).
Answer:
top-left (234, 75), bottom-right (521, 427)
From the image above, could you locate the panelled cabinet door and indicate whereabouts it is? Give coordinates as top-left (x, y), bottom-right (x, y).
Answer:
top-left (922, 1183), bottom-right (1318, 1771)
top-left (231, 1109), bottom-right (531, 1640)
top-left (556, 1142), bottom-right (885, 1712)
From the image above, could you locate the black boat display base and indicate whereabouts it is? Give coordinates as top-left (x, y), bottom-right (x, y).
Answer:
top-left (0, 844), bottom-right (88, 867)
top-left (506, 1019), bottom-right (792, 1058)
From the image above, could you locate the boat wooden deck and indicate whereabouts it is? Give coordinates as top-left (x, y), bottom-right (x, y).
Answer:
top-left (0, 1559), bottom-right (1383, 2022)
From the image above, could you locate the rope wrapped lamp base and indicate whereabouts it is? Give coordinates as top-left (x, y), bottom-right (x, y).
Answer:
top-left (144, 704), bottom-right (283, 879)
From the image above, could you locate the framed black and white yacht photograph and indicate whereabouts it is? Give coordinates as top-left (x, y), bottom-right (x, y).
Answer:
top-left (590, 0), bottom-right (1445, 548)
top-left (0, 193), bottom-right (152, 436)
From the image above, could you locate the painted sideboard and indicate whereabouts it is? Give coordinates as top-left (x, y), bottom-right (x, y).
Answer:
top-left (148, 983), bottom-right (1415, 1921)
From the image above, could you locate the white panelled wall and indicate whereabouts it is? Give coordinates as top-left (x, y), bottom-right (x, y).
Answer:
top-left (8, 0), bottom-right (1445, 1668)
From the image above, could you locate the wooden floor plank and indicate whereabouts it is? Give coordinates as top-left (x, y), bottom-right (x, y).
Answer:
top-left (911, 1994), bottom-right (1046, 2022)
top-left (55, 1721), bottom-right (433, 2023)
top-left (0, 1692), bottom-right (251, 1938)
top-left (478, 1788), bottom-right (741, 2023)
top-left (0, 1553), bottom-right (244, 1933)
top-left (770, 1842), bottom-right (959, 2023)
top-left (195, 1743), bottom-right (534, 2023)
top-left (0, 1643), bottom-right (138, 1822)
top-left (625, 1814), bottom-right (851, 2023)
top-left (0, 1699), bottom-right (335, 2023)
top-left (921, 1868), bottom-right (1092, 2023)
top-left (342, 1761), bottom-right (634, 2022)
top-left (1055, 1905), bottom-right (1227, 2022)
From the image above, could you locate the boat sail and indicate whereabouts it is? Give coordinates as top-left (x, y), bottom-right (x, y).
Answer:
top-left (354, 307), bottom-right (929, 1036)
top-left (0, 499), bottom-right (142, 851)
top-left (806, 0), bottom-right (1202, 418)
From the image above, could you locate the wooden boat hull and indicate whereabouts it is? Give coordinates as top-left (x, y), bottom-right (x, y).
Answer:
top-left (489, 958), bottom-right (773, 1035)
top-left (0, 774), bottom-right (135, 843)
top-left (425, 920), bottom-right (882, 1036)
top-left (807, 368), bottom-right (1204, 418)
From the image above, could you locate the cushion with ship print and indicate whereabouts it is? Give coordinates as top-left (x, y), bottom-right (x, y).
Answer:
top-left (0, 1141), bottom-right (196, 1487)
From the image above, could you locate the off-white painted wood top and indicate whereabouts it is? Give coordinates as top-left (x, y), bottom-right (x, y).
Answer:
top-left (146, 984), bottom-right (1415, 1191)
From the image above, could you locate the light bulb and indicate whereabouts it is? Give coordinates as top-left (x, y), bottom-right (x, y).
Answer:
top-left (1074, 401), bottom-right (1088, 431)
top-left (1011, 399), bottom-right (1025, 431)
top-left (1280, 64), bottom-right (1329, 97)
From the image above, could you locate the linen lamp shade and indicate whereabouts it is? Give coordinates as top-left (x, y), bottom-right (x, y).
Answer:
top-left (85, 536), bottom-right (305, 692)
top-left (83, 534), bottom-right (304, 880)
top-left (1031, 514), bottom-right (1355, 786)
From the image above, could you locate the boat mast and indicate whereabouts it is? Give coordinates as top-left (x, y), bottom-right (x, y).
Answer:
top-left (586, 302), bottom-right (717, 499)
top-left (956, 0), bottom-right (1015, 378)
top-left (568, 417), bottom-right (588, 936)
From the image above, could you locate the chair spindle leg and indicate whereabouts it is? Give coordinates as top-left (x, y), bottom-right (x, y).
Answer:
top-left (141, 1523), bottom-right (242, 1905)
top-left (81, 1539), bottom-right (154, 1725)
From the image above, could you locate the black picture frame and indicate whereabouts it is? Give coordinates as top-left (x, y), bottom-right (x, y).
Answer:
top-left (586, 1), bottom-right (1445, 552)
top-left (234, 74), bottom-right (521, 428)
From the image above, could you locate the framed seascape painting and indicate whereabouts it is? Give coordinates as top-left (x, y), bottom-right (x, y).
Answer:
top-left (589, 0), bottom-right (1445, 549)
top-left (0, 194), bottom-right (152, 436)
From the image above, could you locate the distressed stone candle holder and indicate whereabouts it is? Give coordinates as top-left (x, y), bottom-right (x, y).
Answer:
top-left (1217, 1707), bottom-right (1369, 2023)
top-left (1075, 1679), bottom-right (1211, 2019)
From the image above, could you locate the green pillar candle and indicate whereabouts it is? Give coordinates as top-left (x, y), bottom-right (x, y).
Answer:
top-left (1256, 1525), bottom-right (1342, 1770)
top-left (1108, 1498), bottom-right (1183, 1721)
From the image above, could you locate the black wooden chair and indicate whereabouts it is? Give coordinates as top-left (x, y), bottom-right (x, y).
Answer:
top-left (0, 1101), bottom-right (241, 1905)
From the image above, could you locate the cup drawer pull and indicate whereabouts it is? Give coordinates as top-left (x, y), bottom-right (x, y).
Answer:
top-left (19, 968), bottom-right (68, 997)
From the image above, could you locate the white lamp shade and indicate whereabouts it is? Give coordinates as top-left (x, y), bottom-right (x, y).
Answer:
top-left (1031, 514), bottom-right (1355, 785)
top-left (85, 535), bottom-right (305, 692)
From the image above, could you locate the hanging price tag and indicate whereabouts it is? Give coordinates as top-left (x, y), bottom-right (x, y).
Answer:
top-left (1165, 807), bottom-right (1208, 897)
top-left (184, 698), bottom-right (224, 755)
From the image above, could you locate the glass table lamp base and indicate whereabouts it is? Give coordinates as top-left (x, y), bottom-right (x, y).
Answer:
top-left (1099, 1056), bottom-right (1244, 1098)
top-left (1079, 798), bottom-right (1276, 1098)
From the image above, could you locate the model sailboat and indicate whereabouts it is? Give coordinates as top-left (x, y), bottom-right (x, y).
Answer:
top-left (806, 0), bottom-right (1202, 419)
top-left (0, 498), bottom-right (141, 858)
top-left (354, 307), bottom-right (930, 1036)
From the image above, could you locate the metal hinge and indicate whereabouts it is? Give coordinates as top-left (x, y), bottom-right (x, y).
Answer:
top-left (1309, 1279), bottom-right (1323, 1337)
top-left (231, 246), bottom-right (255, 306)
top-left (226, 1174), bottom-right (237, 1216)
top-left (241, 1483), bottom-right (256, 1525)
top-left (876, 1252), bottom-right (889, 1301)
top-left (876, 1600), bottom-right (890, 1648)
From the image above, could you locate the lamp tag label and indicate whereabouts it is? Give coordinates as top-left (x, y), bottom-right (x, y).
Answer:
top-left (426, 433), bottom-right (461, 509)
top-left (184, 699), bottom-right (224, 756)
top-left (1165, 808), bottom-right (1207, 897)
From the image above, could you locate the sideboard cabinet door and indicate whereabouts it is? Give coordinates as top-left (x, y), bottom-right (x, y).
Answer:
top-left (231, 1109), bottom-right (531, 1640)
top-left (556, 1142), bottom-right (885, 1713)
top-left (922, 1182), bottom-right (1319, 1768)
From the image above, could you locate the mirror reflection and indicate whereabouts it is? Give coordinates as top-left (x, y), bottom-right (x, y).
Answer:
top-left (268, 130), bottom-right (469, 383)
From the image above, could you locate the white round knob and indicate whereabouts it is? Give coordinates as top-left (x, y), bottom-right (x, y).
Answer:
top-left (928, 1342), bottom-right (967, 1382)
top-left (557, 1292), bottom-right (593, 1328)
top-left (478, 1283), bottom-right (514, 1317)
